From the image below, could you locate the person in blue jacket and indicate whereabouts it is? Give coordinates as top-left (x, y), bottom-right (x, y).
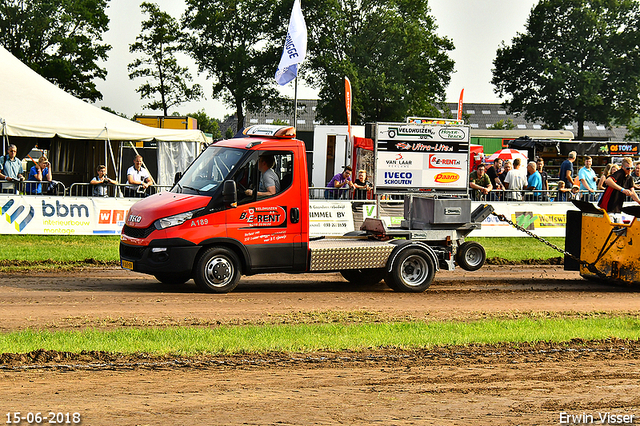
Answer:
top-left (525, 161), bottom-right (542, 200)
top-left (26, 156), bottom-right (54, 195)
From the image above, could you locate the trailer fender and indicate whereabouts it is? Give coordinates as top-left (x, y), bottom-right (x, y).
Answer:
top-left (386, 241), bottom-right (439, 274)
top-left (384, 240), bottom-right (439, 292)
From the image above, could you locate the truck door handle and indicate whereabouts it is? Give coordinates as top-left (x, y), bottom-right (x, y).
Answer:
top-left (290, 207), bottom-right (300, 224)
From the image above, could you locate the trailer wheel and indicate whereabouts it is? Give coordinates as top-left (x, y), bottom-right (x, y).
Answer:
top-left (385, 248), bottom-right (435, 292)
top-left (456, 241), bottom-right (486, 271)
top-left (154, 273), bottom-right (191, 285)
top-left (194, 247), bottom-right (241, 293)
top-left (340, 268), bottom-right (386, 285)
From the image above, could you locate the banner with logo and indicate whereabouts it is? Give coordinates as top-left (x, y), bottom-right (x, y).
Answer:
top-left (468, 202), bottom-right (569, 237)
top-left (309, 201), bottom-right (354, 236)
top-left (4, 194), bottom-right (616, 239)
top-left (0, 195), bottom-right (137, 235)
top-left (375, 122), bottom-right (470, 190)
top-left (274, 0), bottom-right (307, 86)
top-left (357, 200), bottom-right (579, 238)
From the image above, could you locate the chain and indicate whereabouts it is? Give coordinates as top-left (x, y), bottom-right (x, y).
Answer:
top-left (490, 211), bottom-right (607, 279)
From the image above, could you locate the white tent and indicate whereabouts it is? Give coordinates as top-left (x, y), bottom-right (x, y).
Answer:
top-left (0, 45), bottom-right (206, 143)
top-left (0, 46), bottom-right (209, 186)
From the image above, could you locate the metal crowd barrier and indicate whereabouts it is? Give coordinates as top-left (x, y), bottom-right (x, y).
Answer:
top-left (68, 183), bottom-right (173, 198)
top-left (1, 180), bottom-right (631, 204)
top-left (473, 189), bottom-right (606, 202)
top-left (0, 180), bottom-right (66, 196)
top-left (307, 187), bottom-right (634, 203)
top-left (309, 187), bottom-right (407, 201)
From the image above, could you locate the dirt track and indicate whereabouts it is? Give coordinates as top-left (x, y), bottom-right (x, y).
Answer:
top-left (1, 266), bottom-right (640, 425)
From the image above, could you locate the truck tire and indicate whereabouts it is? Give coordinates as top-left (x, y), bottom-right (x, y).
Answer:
top-left (194, 247), bottom-right (241, 293)
top-left (456, 241), bottom-right (486, 271)
top-left (385, 248), bottom-right (435, 292)
top-left (340, 268), bottom-right (386, 285)
top-left (154, 273), bottom-right (191, 285)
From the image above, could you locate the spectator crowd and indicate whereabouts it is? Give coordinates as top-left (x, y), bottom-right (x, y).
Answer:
top-left (2, 143), bottom-right (640, 206)
top-left (469, 150), bottom-right (640, 207)
top-left (1, 145), bottom-right (156, 198)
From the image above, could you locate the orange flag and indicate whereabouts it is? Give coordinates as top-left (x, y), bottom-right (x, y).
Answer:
top-left (345, 76), bottom-right (352, 140)
top-left (457, 88), bottom-right (464, 121)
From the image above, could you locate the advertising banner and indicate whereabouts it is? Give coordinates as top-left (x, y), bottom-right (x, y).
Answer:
top-left (6, 194), bottom-right (629, 239)
top-left (0, 195), bottom-right (137, 235)
top-left (375, 122), bottom-right (470, 191)
top-left (469, 202), bottom-right (569, 237)
top-left (354, 201), bottom-right (594, 238)
top-left (309, 201), bottom-right (354, 236)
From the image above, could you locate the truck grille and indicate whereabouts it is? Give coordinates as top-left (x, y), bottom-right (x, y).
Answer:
top-left (120, 243), bottom-right (146, 260)
top-left (122, 224), bottom-right (155, 239)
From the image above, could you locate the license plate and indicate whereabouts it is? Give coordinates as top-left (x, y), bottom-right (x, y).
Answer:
top-left (121, 260), bottom-right (134, 270)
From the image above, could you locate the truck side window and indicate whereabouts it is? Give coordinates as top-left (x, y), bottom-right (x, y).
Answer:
top-left (257, 151), bottom-right (295, 197)
top-left (276, 152), bottom-right (294, 193)
top-left (233, 154), bottom-right (259, 206)
top-left (232, 151), bottom-right (294, 204)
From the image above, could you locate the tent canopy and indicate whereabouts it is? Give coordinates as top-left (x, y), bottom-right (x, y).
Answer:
top-left (0, 46), bottom-right (207, 143)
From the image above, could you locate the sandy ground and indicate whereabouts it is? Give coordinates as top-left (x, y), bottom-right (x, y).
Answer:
top-left (1, 266), bottom-right (640, 425)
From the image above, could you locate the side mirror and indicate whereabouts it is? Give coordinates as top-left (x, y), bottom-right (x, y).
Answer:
top-left (222, 180), bottom-right (237, 206)
top-left (173, 172), bottom-right (182, 185)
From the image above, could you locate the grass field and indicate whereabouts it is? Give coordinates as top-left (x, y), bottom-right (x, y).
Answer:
top-left (1, 317), bottom-right (638, 355)
top-left (0, 235), bottom-right (564, 267)
top-left (3, 234), bottom-right (613, 356)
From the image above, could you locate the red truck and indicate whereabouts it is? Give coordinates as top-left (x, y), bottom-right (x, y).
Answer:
top-left (120, 125), bottom-right (490, 293)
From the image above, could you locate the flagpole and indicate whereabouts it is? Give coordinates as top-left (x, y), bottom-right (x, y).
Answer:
top-left (294, 77), bottom-right (298, 129)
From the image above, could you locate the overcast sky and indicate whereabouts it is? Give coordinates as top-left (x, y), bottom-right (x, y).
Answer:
top-left (94, 0), bottom-right (538, 120)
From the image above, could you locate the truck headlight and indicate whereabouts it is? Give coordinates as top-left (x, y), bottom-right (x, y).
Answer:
top-left (154, 209), bottom-right (202, 230)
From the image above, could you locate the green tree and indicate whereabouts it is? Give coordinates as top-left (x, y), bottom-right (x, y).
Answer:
top-left (186, 109), bottom-right (221, 138)
top-left (492, 0), bottom-right (640, 140)
top-left (100, 106), bottom-right (128, 119)
top-left (182, 0), bottom-right (284, 132)
top-left (129, 2), bottom-right (203, 116)
top-left (0, 0), bottom-right (110, 101)
top-left (303, 0), bottom-right (454, 124)
top-left (489, 118), bottom-right (516, 130)
top-left (625, 117), bottom-right (640, 141)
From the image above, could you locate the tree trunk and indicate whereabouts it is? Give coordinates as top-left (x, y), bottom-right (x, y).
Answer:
top-left (577, 115), bottom-right (585, 140)
top-left (236, 102), bottom-right (245, 133)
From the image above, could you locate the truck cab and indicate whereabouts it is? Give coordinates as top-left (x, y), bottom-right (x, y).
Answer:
top-left (120, 126), bottom-right (310, 291)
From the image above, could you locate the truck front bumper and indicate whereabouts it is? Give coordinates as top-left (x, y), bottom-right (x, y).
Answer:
top-left (119, 239), bottom-right (201, 276)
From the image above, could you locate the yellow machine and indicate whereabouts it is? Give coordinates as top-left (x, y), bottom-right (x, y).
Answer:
top-left (134, 116), bottom-right (198, 130)
top-left (565, 201), bottom-right (640, 286)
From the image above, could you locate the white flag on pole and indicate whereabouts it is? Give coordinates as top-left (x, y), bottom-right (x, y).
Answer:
top-left (275, 0), bottom-right (307, 86)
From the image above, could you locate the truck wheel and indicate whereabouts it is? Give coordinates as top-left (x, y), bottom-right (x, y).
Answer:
top-left (194, 247), bottom-right (241, 293)
top-left (456, 241), bottom-right (486, 271)
top-left (340, 268), bottom-right (386, 285)
top-left (385, 248), bottom-right (435, 292)
top-left (154, 273), bottom-right (191, 285)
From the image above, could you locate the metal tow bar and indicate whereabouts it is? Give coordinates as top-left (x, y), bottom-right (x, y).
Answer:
top-left (490, 212), bottom-right (608, 279)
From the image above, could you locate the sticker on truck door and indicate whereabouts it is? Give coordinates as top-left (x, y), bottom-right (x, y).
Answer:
top-left (238, 206), bottom-right (287, 228)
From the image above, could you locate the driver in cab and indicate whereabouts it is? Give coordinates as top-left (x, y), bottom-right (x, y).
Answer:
top-left (245, 153), bottom-right (280, 198)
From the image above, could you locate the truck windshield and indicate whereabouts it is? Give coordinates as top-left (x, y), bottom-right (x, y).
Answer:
top-left (173, 146), bottom-right (244, 195)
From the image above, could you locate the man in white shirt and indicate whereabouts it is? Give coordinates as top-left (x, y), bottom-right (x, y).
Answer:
top-left (503, 158), bottom-right (527, 201)
top-left (125, 155), bottom-right (153, 197)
